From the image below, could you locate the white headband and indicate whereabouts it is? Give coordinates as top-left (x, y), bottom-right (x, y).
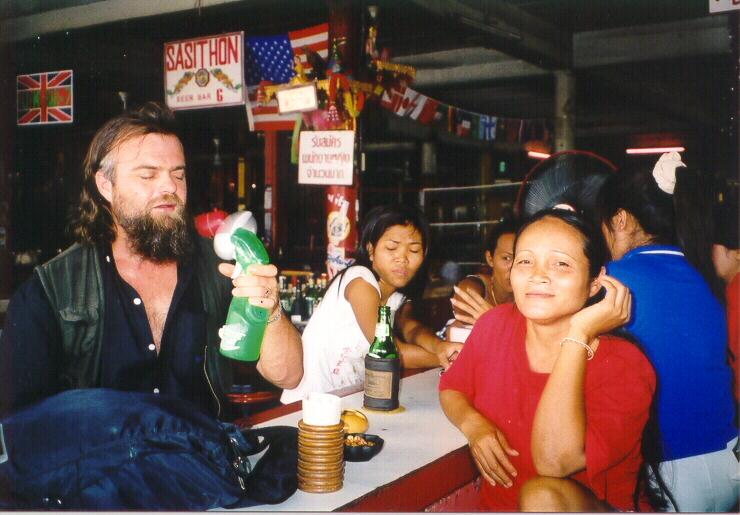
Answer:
top-left (652, 151), bottom-right (686, 195)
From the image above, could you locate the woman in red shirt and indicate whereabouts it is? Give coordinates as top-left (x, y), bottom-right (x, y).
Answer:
top-left (713, 197), bottom-right (739, 400)
top-left (439, 208), bottom-right (656, 511)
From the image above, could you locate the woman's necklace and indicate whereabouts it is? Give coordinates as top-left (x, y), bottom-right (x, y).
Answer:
top-left (488, 280), bottom-right (499, 307)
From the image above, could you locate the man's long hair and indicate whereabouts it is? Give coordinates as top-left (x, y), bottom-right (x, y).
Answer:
top-left (71, 102), bottom-right (181, 245)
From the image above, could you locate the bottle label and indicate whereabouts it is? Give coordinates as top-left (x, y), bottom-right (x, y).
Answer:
top-left (365, 368), bottom-right (393, 399)
top-left (374, 323), bottom-right (389, 339)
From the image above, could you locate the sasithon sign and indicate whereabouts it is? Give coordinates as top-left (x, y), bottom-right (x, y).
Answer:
top-left (164, 32), bottom-right (245, 110)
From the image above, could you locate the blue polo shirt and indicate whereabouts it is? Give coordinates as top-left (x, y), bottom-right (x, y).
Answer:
top-left (608, 245), bottom-right (737, 461)
top-left (0, 244), bottom-right (213, 416)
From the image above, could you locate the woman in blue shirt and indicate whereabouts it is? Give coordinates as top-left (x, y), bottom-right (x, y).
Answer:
top-left (596, 152), bottom-right (737, 511)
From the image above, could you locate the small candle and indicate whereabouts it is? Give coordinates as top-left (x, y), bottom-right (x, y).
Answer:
top-left (302, 392), bottom-right (341, 426)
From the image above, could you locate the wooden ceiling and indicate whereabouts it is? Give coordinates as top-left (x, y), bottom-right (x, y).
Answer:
top-left (3, 0), bottom-right (736, 171)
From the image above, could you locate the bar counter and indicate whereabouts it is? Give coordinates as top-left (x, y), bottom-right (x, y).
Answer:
top-left (233, 369), bottom-right (479, 512)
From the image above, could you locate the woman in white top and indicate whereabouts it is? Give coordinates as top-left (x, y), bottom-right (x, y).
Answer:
top-left (281, 205), bottom-right (464, 404)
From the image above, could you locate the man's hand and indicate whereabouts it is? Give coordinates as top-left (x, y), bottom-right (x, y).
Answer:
top-left (437, 340), bottom-right (464, 370)
top-left (464, 418), bottom-right (519, 488)
top-left (219, 263), bottom-right (303, 388)
top-left (218, 263), bottom-right (280, 317)
top-left (450, 285), bottom-right (494, 325)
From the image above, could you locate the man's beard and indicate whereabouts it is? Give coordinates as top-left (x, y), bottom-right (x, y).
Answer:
top-left (113, 195), bottom-right (194, 263)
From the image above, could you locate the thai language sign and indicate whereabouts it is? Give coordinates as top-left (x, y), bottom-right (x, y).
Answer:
top-left (164, 32), bottom-right (245, 110)
top-left (298, 131), bottom-right (354, 186)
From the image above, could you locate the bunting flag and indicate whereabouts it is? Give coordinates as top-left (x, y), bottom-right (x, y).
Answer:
top-left (245, 23), bottom-right (328, 131)
top-left (455, 109), bottom-right (473, 137)
top-left (376, 83), bottom-right (551, 145)
top-left (479, 115), bottom-right (498, 141)
top-left (380, 84), bottom-right (452, 129)
top-left (410, 95), bottom-right (441, 124)
top-left (446, 105), bottom-right (456, 133)
top-left (503, 119), bottom-right (524, 144)
top-left (17, 70), bottom-right (73, 125)
top-left (379, 86), bottom-right (406, 114)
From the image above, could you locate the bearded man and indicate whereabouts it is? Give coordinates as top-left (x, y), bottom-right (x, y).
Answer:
top-left (0, 103), bottom-right (303, 418)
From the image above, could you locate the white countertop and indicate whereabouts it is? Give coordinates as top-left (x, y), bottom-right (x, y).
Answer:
top-left (233, 368), bottom-right (468, 512)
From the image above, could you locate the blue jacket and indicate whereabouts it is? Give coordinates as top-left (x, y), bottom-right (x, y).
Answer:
top-left (608, 245), bottom-right (737, 460)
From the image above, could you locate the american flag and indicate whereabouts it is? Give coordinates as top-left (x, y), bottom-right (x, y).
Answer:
top-left (17, 69), bottom-right (73, 125)
top-left (245, 23), bottom-right (328, 131)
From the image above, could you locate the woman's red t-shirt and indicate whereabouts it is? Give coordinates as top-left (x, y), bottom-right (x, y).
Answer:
top-left (726, 273), bottom-right (739, 400)
top-left (439, 304), bottom-right (656, 511)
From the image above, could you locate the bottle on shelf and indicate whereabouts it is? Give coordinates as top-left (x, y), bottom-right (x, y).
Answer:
top-left (304, 276), bottom-right (317, 318)
top-left (290, 278), bottom-right (307, 323)
top-left (318, 273), bottom-right (328, 300)
top-left (278, 275), bottom-right (293, 314)
top-left (363, 305), bottom-right (401, 411)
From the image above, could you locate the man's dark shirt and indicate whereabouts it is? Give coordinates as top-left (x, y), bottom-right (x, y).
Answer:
top-left (0, 243), bottom-right (214, 416)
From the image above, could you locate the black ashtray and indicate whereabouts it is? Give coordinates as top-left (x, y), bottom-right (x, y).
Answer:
top-left (344, 433), bottom-right (384, 462)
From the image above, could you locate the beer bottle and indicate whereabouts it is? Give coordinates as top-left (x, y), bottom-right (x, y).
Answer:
top-left (364, 305), bottom-right (401, 410)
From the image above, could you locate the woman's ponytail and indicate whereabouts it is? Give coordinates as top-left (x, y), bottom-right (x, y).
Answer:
top-left (673, 166), bottom-right (725, 299)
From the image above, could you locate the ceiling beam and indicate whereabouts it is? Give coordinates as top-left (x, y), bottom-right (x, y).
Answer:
top-left (574, 15), bottom-right (732, 68)
top-left (393, 47), bottom-right (547, 87)
top-left (395, 47), bottom-right (510, 68)
top-left (0, 0), bottom-right (245, 42)
top-left (585, 68), bottom-right (715, 127)
top-left (396, 16), bottom-right (731, 88)
top-left (412, 60), bottom-right (548, 87)
top-left (408, 0), bottom-right (571, 69)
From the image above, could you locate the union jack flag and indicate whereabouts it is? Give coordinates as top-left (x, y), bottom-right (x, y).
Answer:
top-left (245, 23), bottom-right (328, 131)
top-left (17, 69), bottom-right (73, 125)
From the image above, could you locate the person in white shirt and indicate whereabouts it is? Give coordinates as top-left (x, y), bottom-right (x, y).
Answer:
top-left (281, 204), bottom-right (463, 404)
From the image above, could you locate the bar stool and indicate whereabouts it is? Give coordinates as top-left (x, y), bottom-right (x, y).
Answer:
top-left (227, 361), bottom-right (282, 418)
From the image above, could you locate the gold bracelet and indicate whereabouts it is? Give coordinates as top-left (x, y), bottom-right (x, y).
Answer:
top-left (560, 337), bottom-right (594, 360)
top-left (267, 309), bottom-right (282, 324)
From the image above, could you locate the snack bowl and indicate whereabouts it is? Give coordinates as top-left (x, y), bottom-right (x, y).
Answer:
top-left (343, 433), bottom-right (384, 462)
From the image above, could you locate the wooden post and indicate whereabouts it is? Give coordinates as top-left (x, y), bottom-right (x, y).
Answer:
top-left (263, 132), bottom-right (279, 252)
top-left (554, 70), bottom-right (576, 152)
top-left (325, 0), bottom-right (361, 277)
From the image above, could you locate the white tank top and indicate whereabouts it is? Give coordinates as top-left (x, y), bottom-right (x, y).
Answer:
top-left (280, 265), bottom-right (405, 404)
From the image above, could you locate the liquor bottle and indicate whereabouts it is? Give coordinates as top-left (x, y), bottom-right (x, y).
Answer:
top-left (290, 279), bottom-right (307, 323)
top-left (318, 273), bottom-right (328, 300)
top-left (278, 275), bottom-right (290, 312)
top-left (304, 276), bottom-right (317, 318)
top-left (364, 305), bottom-right (401, 410)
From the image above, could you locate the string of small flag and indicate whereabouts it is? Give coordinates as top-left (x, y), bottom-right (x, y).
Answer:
top-left (378, 84), bottom-right (552, 145)
top-left (243, 21), bottom-right (552, 145)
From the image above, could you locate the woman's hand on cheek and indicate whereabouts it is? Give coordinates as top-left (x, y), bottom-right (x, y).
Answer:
top-left (569, 274), bottom-right (632, 341)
